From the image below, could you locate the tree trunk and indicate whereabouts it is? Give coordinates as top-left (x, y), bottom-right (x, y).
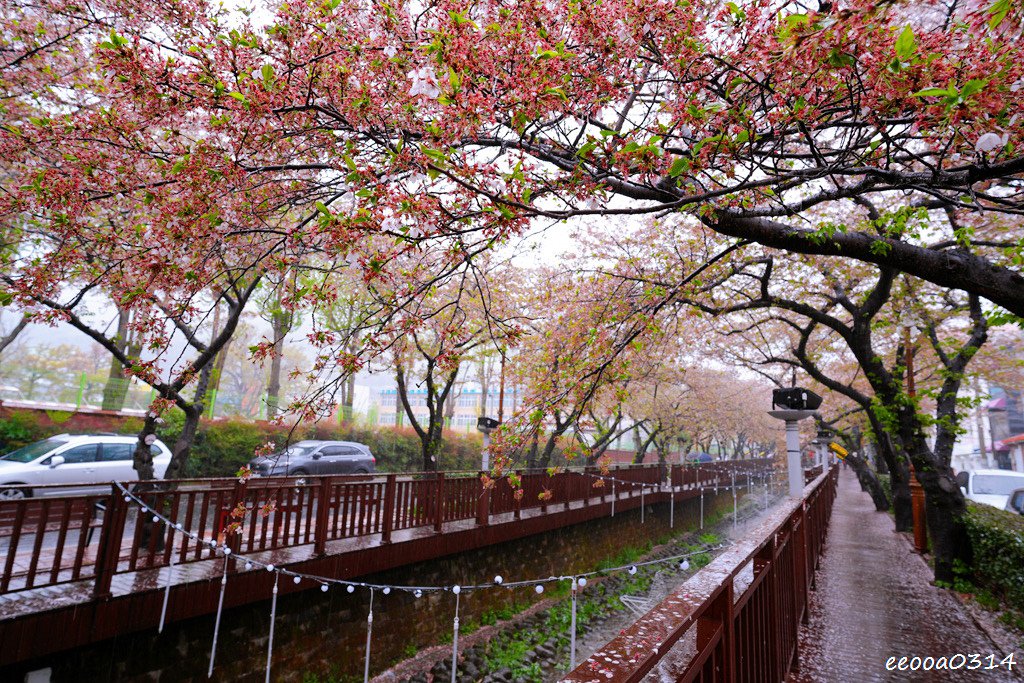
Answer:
top-left (914, 464), bottom-right (970, 584)
top-left (526, 430), bottom-right (540, 470)
top-left (266, 307), bottom-right (290, 419)
top-left (158, 365), bottom-right (213, 482)
top-left (101, 309), bottom-right (131, 411)
top-left (537, 434), bottom-right (559, 470)
top-left (869, 421), bottom-right (913, 532)
top-left (890, 457), bottom-right (914, 533)
top-left (132, 413), bottom-right (161, 481)
top-left (845, 453), bottom-right (889, 512)
top-left (342, 373), bottom-right (355, 422)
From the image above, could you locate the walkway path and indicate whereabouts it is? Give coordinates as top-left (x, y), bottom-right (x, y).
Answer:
top-left (790, 471), bottom-right (1022, 682)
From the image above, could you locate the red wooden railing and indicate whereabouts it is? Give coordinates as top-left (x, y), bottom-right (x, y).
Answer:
top-left (563, 465), bottom-right (837, 683)
top-left (0, 460), bottom-right (774, 598)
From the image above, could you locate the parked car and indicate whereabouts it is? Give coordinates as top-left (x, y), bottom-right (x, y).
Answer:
top-left (955, 469), bottom-right (1024, 510)
top-left (0, 433), bottom-right (172, 499)
top-left (248, 440), bottom-right (376, 477)
top-left (1006, 487), bottom-right (1024, 515)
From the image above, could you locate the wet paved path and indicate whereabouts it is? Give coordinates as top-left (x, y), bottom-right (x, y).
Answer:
top-left (790, 471), bottom-right (1022, 682)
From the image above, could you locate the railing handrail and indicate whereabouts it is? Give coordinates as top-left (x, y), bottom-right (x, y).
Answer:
top-left (0, 461), bottom-right (778, 599)
top-left (564, 465), bottom-right (838, 682)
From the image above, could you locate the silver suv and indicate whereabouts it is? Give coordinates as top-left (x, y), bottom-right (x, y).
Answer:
top-left (249, 440), bottom-right (376, 477)
top-left (0, 433), bottom-right (172, 499)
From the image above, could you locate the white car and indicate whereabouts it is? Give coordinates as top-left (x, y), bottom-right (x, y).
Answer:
top-left (956, 469), bottom-right (1024, 510)
top-left (0, 434), bottom-right (172, 499)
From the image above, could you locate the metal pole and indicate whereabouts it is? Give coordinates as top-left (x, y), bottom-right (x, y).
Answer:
top-left (786, 419), bottom-right (803, 497)
top-left (364, 589), bottom-right (374, 683)
top-left (669, 487), bottom-right (675, 529)
top-left (611, 481), bottom-right (616, 517)
top-left (570, 579), bottom-right (578, 670)
top-left (481, 433), bottom-right (490, 472)
top-left (640, 486), bottom-right (645, 524)
top-left (450, 592), bottom-right (461, 683)
top-left (266, 573), bottom-right (279, 683)
top-left (700, 487), bottom-right (704, 529)
top-left (732, 471), bottom-right (737, 532)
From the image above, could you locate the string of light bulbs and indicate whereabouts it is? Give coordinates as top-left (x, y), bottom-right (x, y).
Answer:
top-left (114, 471), bottom-right (753, 682)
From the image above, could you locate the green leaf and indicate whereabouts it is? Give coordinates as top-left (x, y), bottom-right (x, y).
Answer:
top-left (576, 140), bottom-right (598, 159)
top-left (227, 91), bottom-right (247, 102)
top-left (668, 157), bottom-right (690, 178)
top-left (543, 86), bottom-right (567, 101)
top-left (420, 147), bottom-right (447, 162)
top-left (726, 2), bottom-right (746, 21)
top-left (987, 0), bottom-right (1011, 29)
top-left (261, 64), bottom-right (276, 90)
top-left (912, 87), bottom-right (952, 98)
top-left (960, 79), bottom-right (987, 100)
top-left (315, 201), bottom-right (331, 216)
top-left (895, 26), bottom-right (916, 62)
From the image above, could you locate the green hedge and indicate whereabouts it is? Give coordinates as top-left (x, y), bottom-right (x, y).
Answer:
top-left (963, 501), bottom-right (1024, 613)
top-left (0, 409), bottom-right (484, 477)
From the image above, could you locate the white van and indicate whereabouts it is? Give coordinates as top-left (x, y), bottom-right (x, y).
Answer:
top-left (956, 469), bottom-right (1024, 510)
top-left (0, 434), bottom-right (172, 499)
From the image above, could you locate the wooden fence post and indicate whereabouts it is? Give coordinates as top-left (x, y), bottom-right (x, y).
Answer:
top-left (94, 485), bottom-right (129, 599)
top-left (696, 582), bottom-right (735, 683)
top-left (314, 477), bottom-right (332, 556)
top-left (381, 474), bottom-right (396, 543)
top-left (434, 472), bottom-right (445, 533)
top-left (476, 472), bottom-right (490, 526)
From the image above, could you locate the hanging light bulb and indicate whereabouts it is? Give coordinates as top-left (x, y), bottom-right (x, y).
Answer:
top-left (152, 515), bottom-right (160, 523)
top-left (452, 585), bottom-right (461, 595)
top-left (347, 585), bottom-right (355, 593)
top-left (293, 576), bottom-right (301, 584)
top-left (494, 575), bottom-right (503, 585)
top-left (222, 547), bottom-right (232, 555)
top-left (628, 566), bottom-right (637, 575)
top-left (578, 577), bottom-right (587, 588)
top-left (680, 560), bottom-right (690, 571)
top-left (535, 584), bottom-right (544, 594)
top-left (266, 564), bottom-right (275, 572)
top-left (383, 587), bottom-right (391, 595)
top-left (321, 584), bottom-right (329, 593)
top-left (141, 506), bottom-right (149, 513)
top-left (245, 561), bottom-right (253, 570)
top-left (123, 496), bottom-right (131, 502)
top-left (414, 589), bottom-right (422, 598)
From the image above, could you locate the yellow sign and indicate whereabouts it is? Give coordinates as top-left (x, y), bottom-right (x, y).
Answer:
top-left (828, 442), bottom-right (848, 459)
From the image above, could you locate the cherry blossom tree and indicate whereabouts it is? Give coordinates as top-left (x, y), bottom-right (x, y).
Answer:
top-left (686, 244), bottom-right (994, 582)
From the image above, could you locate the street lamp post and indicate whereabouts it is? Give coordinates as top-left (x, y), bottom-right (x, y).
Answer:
top-left (768, 388), bottom-right (823, 497)
top-left (477, 417), bottom-right (500, 471)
